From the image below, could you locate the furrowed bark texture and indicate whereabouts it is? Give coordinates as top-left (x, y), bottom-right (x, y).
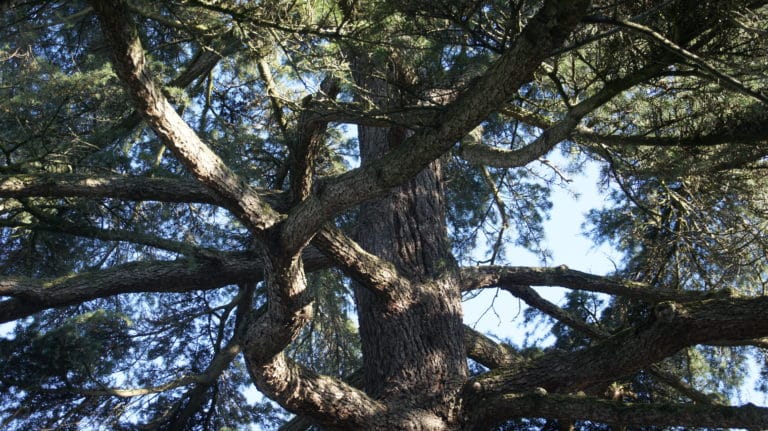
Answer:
top-left (351, 68), bottom-right (467, 429)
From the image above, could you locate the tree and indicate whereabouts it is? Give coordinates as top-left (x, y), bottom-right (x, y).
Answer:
top-left (1, 0), bottom-right (768, 429)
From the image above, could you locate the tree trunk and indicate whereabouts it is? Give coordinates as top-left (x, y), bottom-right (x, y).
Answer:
top-left (352, 64), bottom-right (468, 429)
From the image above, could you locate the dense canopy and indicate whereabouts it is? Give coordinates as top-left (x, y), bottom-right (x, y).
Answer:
top-left (1, 0), bottom-right (768, 430)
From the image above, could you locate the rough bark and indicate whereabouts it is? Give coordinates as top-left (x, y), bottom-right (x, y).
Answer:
top-left (351, 78), bottom-right (467, 428)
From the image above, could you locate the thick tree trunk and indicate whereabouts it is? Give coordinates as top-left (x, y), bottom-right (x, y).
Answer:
top-left (353, 68), bottom-right (467, 428)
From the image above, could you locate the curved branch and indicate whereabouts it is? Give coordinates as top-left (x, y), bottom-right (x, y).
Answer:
top-left (459, 63), bottom-right (666, 168)
top-left (464, 391), bottom-right (768, 431)
top-left (89, 0), bottom-right (281, 234)
top-left (463, 325), bottom-right (522, 369)
top-left (312, 225), bottom-right (408, 301)
top-left (247, 353), bottom-right (385, 430)
top-left (465, 295), bottom-right (768, 399)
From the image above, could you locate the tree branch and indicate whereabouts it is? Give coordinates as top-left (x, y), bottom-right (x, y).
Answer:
top-left (463, 325), bottom-right (522, 369)
top-left (459, 63), bottom-right (666, 168)
top-left (465, 295), bottom-right (768, 398)
top-left (89, 0), bottom-right (281, 234)
top-left (0, 248), bottom-right (328, 323)
top-left (497, 282), bottom-right (717, 404)
top-left (247, 353), bottom-right (385, 430)
top-left (2, 210), bottom-right (214, 259)
top-left (464, 391), bottom-right (768, 431)
top-left (280, 0), bottom-right (591, 251)
top-left (312, 225), bottom-right (408, 302)
top-left (0, 174), bottom-right (224, 205)
top-left (290, 77), bottom-right (340, 202)
top-left (584, 15), bottom-right (768, 104)
top-left (461, 265), bottom-right (717, 303)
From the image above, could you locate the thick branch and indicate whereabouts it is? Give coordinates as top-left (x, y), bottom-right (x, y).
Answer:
top-left (247, 353), bottom-right (385, 431)
top-left (280, 0), bottom-right (590, 251)
top-left (61, 32), bottom-right (234, 170)
top-left (465, 391), bottom-right (768, 431)
top-left (89, 0), bottom-right (281, 233)
top-left (0, 174), bottom-right (223, 205)
top-left (463, 325), bottom-right (522, 369)
top-left (0, 248), bottom-right (328, 323)
top-left (498, 282), bottom-right (716, 404)
top-left (465, 296), bottom-right (768, 398)
top-left (312, 225), bottom-right (408, 301)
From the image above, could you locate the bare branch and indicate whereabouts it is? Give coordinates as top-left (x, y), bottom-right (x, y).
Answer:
top-left (501, 283), bottom-right (604, 339)
top-left (463, 325), bottom-right (522, 369)
top-left (312, 225), bottom-right (408, 301)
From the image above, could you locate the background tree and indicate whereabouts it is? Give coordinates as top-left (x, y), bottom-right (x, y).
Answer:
top-left (1, 0), bottom-right (768, 430)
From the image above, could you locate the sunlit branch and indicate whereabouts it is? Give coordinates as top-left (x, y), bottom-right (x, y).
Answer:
top-left (248, 353), bottom-right (385, 430)
top-left (71, 30), bottom-right (233, 169)
top-left (312, 225), bottom-right (408, 301)
top-left (277, 369), bottom-right (365, 431)
top-left (89, 0), bottom-right (282, 234)
top-left (464, 391), bottom-right (768, 431)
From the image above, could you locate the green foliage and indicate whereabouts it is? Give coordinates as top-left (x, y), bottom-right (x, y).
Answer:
top-left (0, 309), bottom-right (132, 385)
top-left (1, 0), bottom-right (767, 429)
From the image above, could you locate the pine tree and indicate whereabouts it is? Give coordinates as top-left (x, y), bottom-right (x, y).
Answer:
top-left (1, 1), bottom-right (767, 430)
